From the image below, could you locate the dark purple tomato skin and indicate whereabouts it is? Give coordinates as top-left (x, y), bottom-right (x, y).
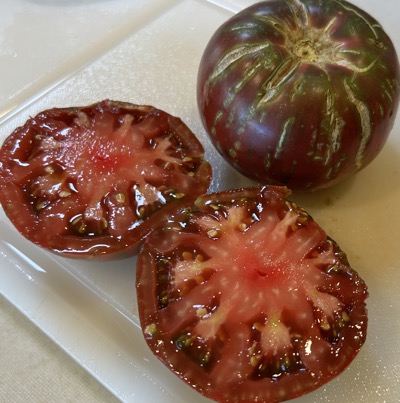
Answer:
top-left (197, 0), bottom-right (400, 191)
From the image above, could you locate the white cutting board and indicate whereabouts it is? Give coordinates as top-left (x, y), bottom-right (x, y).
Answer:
top-left (1, 1), bottom-right (399, 402)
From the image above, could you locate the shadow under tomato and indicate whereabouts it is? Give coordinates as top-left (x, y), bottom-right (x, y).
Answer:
top-left (292, 142), bottom-right (400, 210)
top-left (292, 140), bottom-right (400, 284)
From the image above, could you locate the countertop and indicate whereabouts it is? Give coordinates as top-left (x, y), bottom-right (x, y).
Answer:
top-left (0, 295), bottom-right (118, 402)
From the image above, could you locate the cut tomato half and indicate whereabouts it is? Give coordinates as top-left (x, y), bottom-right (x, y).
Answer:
top-left (0, 100), bottom-right (212, 258)
top-left (137, 186), bottom-right (368, 402)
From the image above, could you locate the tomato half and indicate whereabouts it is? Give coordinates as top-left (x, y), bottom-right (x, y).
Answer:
top-left (136, 186), bottom-right (368, 402)
top-left (0, 100), bottom-right (212, 258)
top-left (197, 0), bottom-right (400, 191)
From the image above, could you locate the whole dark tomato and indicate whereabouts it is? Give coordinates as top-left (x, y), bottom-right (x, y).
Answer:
top-left (197, 0), bottom-right (400, 191)
top-left (137, 186), bottom-right (368, 402)
top-left (0, 100), bottom-right (212, 258)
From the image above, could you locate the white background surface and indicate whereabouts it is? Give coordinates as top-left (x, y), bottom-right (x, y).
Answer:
top-left (1, 1), bottom-right (399, 402)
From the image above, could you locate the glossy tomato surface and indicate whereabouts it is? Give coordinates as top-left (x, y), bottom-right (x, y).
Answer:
top-left (197, 0), bottom-right (400, 191)
top-left (0, 100), bottom-right (211, 258)
top-left (137, 186), bottom-right (368, 402)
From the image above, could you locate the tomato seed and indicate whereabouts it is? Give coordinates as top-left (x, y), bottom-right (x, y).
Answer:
top-left (137, 206), bottom-right (146, 218)
top-left (207, 229), bottom-right (219, 238)
top-left (335, 311), bottom-right (351, 330)
top-left (258, 363), bottom-right (267, 373)
top-left (35, 201), bottom-right (48, 211)
top-left (342, 311), bottom-right (350, 322)
top-left (253, 322), bottom-right (264, 332)
top-left (159, 291), bottom-right (169, 306)
top-left (144, 323), bottom-right (158, 337)
top-left (175, 334), bottom-right (193, 349)
top-left (249, 341), bottom-right (258, 356)
top-left (194, 275), bottom-right (205, 285)
top-left (285, 200), bottom-right (298, 211)
top-left (100, 218), bottom-right (108, 231)
top-left (59, 190), bottom-right (71, 198)
top-left (250, 355), bottom-right (262, 368)
top-left (199, 351), bottom-right (211, 366)
top-left (71, 215), bottom-right (82, 226)
top-left (195, 254), bottom-right (204, 262)
top-left (280, 355), bottom-right (291, 372)
top-left (326, 262), bottom-right (340, 274)
top-left (115, 192), bottom-right (126, 203)
top-left (182, 251), bottom-right (193, 260)
top-left (320, 320), bottom-right (331, 331)
top-left (296, 210), bottom-right (309, 225)
top-left (44, 166), bottom-right (55, 174)
top-left (196, 307), bottom-right (208, 317)
top-left (78, 223), bottom-right (87, 234)
top-left (238, 222), bottom-right (248, 232)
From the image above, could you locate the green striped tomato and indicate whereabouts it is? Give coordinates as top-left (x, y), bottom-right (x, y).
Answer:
top-left (197, 0), bottom-right (400, 191)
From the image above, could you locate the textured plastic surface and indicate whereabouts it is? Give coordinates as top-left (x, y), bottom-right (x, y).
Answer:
top-left (1, 1), bottom-right (399, 402)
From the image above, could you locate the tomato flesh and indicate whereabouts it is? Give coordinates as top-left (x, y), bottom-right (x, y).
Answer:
top-left (0, 100), bottom-right (212, 258)
top-left (137, 186), bottom-right (368, 402)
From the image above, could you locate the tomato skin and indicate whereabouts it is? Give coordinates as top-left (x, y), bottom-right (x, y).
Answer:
top-left (0, 100), bottom-right (212, 259)
top-left (197, 0), bottom-right (400, 191)
top-left (137, 186), bottom-right (368, 402)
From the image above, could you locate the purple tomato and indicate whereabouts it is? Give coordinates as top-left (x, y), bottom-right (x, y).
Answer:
top-left (197, 0), bottom-right (400, 190)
